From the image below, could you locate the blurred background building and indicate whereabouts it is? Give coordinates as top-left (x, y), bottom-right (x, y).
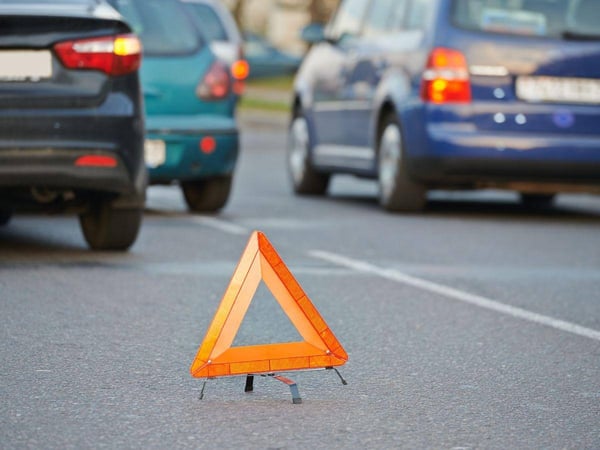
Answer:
top-left (221, 0), bottom-right (339, 54)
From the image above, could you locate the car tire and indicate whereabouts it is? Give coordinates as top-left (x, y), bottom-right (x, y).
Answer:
top-left (0, 210), bottom-right (12, 226)
top-left (520, 193), bottom-right (555, 208)
top-left (287, 112), bottom-right (330, 195)
top-left (79, 200), bottom-right (142, 251)
top-left (181, 176), bottom-right (232, 213)
top-left (377, 114), bottom-right (426, 212)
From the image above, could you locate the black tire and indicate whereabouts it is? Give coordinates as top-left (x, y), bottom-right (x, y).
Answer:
top-left (0, 209), bottom-right (12, 226)
top-left (377, 114), bottom-right (426, 212)
top-left (79, 201), bottom-right (142, 251)
top-left (287, 112), bottom-right (330, 195)
top-left (520, 193), bottom-right (556, 209)
top-left (181, 175), bottom-right (232, 212)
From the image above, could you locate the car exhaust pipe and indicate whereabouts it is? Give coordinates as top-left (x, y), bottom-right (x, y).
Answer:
top-left (31, 187), bottom-right (59, 204)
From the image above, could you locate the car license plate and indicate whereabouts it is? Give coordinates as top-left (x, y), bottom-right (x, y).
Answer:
top-left (0, 51), bottom-right (52, 81)
top-left (144, 139), bottom-right (166, 168)
top-left (516, 76), bottom-right (600, 104)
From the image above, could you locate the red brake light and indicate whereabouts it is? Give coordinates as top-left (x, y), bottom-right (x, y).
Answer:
top-left (54, 34), bottom-right (142, 76)
top-left (200, 136), bottom-right (216, 154)
top-left (196, 61), bottom-right (231, 100)
top-left (74, 155), bottom-right (118, 168)
top-left (421, 48), bottom-right (471, 103)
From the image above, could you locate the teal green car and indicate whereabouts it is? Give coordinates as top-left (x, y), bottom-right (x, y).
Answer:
top-left (109, 0), bottom-right (239, 212)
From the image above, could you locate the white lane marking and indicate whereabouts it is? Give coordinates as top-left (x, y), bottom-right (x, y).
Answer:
top-left (309, 250), bottom-right (600, 342)
top-left (190, 217), bottom-right (249, 236)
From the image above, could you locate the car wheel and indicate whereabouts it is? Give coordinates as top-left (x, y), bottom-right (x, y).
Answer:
top-left (520, 193), bottom-right (555, 208)
top-left (181, 175), bottom-right (232, 213)
top-left (377, 114), bottom-right (426, 212)
top-left (287, 113), bottom-right (330, 195)
top-left (79, 201), bottom-right (142, 251)
top-left (0, 210), bottom-right (12, 226)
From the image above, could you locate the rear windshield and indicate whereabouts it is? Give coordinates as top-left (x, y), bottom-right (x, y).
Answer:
top-left (109, 0), bottom-right (203, 55)
top-left (185, 3), bottom-right (228, 41)
top-left (452, 0), bottom-right (600, 40)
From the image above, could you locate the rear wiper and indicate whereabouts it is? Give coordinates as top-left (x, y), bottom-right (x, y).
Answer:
top-left (561, 30), bottom-right (600, 41)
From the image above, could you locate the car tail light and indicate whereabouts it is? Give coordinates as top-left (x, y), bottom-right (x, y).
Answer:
top-left (231, 59), bottom-right (250, 81)
top-left (421, 48), bottom-right (471, 103)
top-left (54, 34), bottom-right (142, 76)
top-left (196, 61), bottom-right (231, 100)
top-left (74, 155), bottom-right (118, 168)
top-left (200, 136), bottom-right (216, 154)
top-left (231, 59), bottom-right (249, 95)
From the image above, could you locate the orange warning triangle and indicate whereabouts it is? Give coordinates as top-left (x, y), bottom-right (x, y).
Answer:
top-left (190, 231), bottom-right (348, 378)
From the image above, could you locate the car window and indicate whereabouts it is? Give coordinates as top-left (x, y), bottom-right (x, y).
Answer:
top-left (452, 0), bottom-right (600, 39)
top-left (185, 3), bottom-right (229, 42)
top-left (405, 0), bottom-right (430, 30)
top-left (327, 0), bottom-right (371, 41)
top-left (386, 0), bottom-right (409, 31)
top-left (363, 0), bottom-right (398, 37)
top-left (110, 0), bottom-right (203, 55)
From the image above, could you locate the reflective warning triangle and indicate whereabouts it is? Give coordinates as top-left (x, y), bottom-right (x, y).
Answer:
top-left (190, 231), bottom-right (348, 378)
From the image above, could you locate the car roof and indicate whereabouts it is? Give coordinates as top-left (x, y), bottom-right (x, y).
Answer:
top-left (0, 0), bottom-right (121, 20)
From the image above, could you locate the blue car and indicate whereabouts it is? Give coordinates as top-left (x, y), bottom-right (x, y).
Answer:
top-left (289, 0), bottom-right (600, 211)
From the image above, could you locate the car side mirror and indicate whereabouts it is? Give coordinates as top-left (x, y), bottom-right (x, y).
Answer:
top-left (301, 23), bottom-right (326, 44)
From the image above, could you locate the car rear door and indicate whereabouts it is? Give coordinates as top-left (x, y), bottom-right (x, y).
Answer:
top-left (309, 0), bottom-right (371, 167)
top-left (336, 0), bottom-right (404, 163)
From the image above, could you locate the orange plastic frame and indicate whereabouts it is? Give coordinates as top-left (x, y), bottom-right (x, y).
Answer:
top-left (190, 231), bottom-right (348, 378)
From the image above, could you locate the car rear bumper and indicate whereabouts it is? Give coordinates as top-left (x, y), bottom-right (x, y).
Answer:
top-left (407, 123), bottom-right (600, 190)
top-left (145, 115), bottom-right (239, 183)
top-left (0, 148), bottom-right (135, 193)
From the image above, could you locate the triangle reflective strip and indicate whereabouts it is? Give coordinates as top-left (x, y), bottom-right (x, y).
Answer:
top-left (190, 231), bottom-right (348, 378)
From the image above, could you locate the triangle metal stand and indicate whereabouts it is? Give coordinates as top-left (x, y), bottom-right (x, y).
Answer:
top-left (245, 374), bottom-right (302, 404)
top-left (198, 368), bottom-right (347, 404)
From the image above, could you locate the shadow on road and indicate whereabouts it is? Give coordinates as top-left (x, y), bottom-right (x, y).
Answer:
top-left (143, 208), bottom-right (190, 218)
top-left (0, 227), bottom-right (85, 254)
top-left (424, 199), bottom-right (600, 222)
top-left (325, 191), bottom-right (600, 222)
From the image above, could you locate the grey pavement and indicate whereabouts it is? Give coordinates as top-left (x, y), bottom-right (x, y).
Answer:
top-left (237, 106), bottom-right (290, 130)
top-left (1, 124), bottom-right (599, 449)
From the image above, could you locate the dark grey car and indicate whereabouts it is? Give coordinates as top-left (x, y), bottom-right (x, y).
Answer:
top-left (0, 0), bottom-right (146, 250)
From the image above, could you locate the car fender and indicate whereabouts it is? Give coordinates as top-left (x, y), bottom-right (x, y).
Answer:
top-left (369, 67), bottom-right (413, 151)
top-left (292, 81), bottom-right (311, 114)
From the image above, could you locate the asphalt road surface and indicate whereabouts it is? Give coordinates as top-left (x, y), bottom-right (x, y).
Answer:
top-left (2, 118), bottom-right (600, 449)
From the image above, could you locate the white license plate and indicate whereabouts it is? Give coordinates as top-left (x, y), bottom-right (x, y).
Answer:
top-left (0, 51), bottom-right (52, 81)
top-left (516, 76), bottom-right (600, 104)
top-left (144, 139), bottom-right (166, 168)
